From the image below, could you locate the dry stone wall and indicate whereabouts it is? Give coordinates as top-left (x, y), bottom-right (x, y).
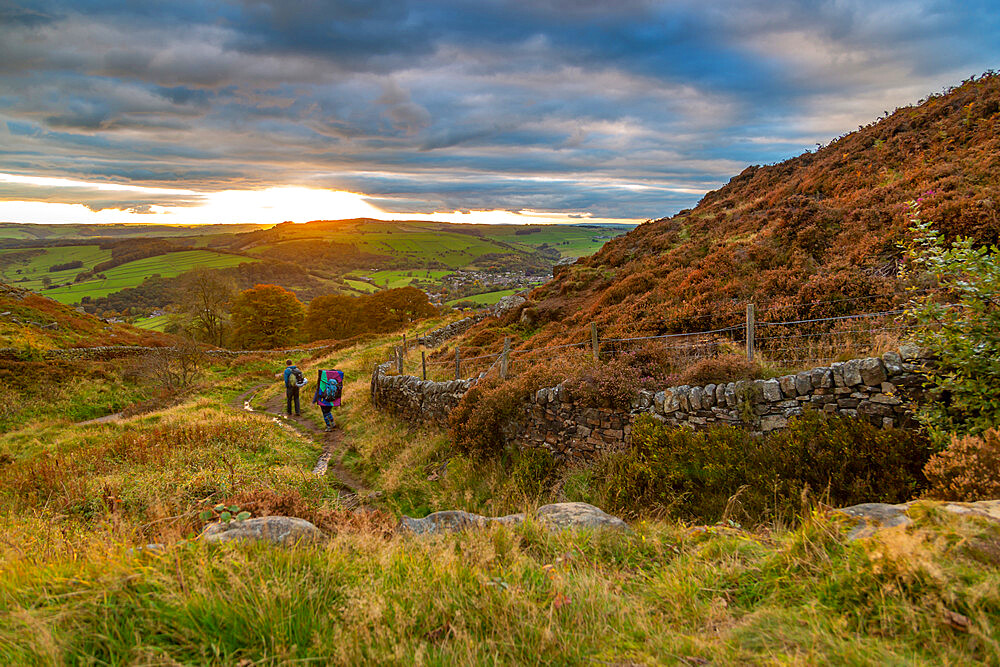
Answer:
top-left (371, 361), bottom-right (476, 425)
top-left (372, 346), bottom-right (932, 460)
top-left (520, 348), bottom-right (929, 460)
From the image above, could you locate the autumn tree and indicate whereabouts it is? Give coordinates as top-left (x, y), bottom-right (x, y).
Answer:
top-left (230, 284), bottom-right (304, 349)
top-left (364, 286), bottom-right (437, 331)
top-left (302, 286), bottom-right (437, 342)
top-left (304, 294), bottom-right (361, 341)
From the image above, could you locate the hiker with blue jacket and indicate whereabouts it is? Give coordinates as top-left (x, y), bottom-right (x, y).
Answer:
top-left (313, 369), bottom-right (342, 432)
top-left (283, 360), bottom-right (306, 416)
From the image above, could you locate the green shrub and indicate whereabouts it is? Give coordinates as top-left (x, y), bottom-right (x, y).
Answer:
top-left (566, 411), bottom-right (931, 525)
top-left (923, 427), bottom-right (1000, 501)
top-left (903, 200), bottom-right (1000, 436)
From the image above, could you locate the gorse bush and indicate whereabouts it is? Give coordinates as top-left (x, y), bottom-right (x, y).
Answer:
top-left (923, 428), bottom-right (1000, 501)
top-left (565, 411), bottom-right (931, 525)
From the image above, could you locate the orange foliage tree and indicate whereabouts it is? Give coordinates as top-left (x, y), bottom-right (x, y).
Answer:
top-left (230, 284), bottom-right (304, 349)
top-left (304, 286), bottom-right (437, 341)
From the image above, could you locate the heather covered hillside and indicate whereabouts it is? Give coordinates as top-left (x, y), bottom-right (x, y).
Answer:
top-left (0, 283), bottom-right (174, 350)
top-left (518, 73), bottom-right (1000, 344)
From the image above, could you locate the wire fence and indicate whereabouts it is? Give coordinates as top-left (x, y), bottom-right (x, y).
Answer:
top-left (381, 296), bottom-right (937, 384)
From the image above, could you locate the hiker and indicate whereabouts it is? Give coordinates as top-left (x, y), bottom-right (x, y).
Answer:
top-left (283, 360), bottom-right (306, 416)
top-left (313, 369), bottom-right (343, 432)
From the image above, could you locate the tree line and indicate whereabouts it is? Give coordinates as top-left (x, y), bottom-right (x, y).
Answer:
top-left (162, 268), bottom-right (437, 349)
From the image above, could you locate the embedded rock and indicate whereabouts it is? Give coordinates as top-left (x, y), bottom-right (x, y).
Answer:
top-left (398, 510), bottom-right (524, 535)
top-left (835, 500), bottom-right (1000, 540)
top-left (535, 502), bottom-right (630, 531)
top-left (200, 516), bottom-right (324, 546)
top-left (398, 503), bottom-right (628, 535)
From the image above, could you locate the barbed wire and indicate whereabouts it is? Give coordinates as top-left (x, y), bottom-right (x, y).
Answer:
top-left (755, 309), bottom-right (907, 328)
top-left (383, 303), bottom-right (940, 383)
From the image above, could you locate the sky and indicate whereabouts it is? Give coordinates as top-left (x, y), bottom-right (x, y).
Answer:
top-left (1, 0), bottom-right (999, 227)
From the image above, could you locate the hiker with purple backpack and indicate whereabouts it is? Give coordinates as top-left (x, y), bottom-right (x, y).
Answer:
top-left (313, 369), bottom-right (343, 432)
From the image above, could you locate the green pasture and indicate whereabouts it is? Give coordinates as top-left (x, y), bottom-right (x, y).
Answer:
top-left (0, 245), bottom-right (111, 287)
top-left (39, 250), bottom-right (256, 304)
top-left (343, 279), bottom-right (378, 294)
top-left (490, 225), bottom-right (631, 258)
top-left (445, 288), bottom-right (522, 306)
top-left (365, 269), bottom-right (453, 289)
top-left (131, 313), bottom-right (172, 331)
top-left (340, 230), bottom-right (509, 267)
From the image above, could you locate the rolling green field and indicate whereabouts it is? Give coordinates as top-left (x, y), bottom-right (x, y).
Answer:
top-left (0, 245), bottom-right (112, 286)
top-left (131, 313), bottom-right (172, 331)
top-left (363, 269), bottom-right (454, 289)
top-left (344, 278), bottom-right (378, 294)
top-left (250, 228), bottom-right (514, 269)
top-left (488, 225), bottom-right (629, 258)
top-left (0, 222), bottom-right (267, 240)
top-left (38, 250), bottom-right (256, 304)
top-left (445, 288), bottom-right (523, 306)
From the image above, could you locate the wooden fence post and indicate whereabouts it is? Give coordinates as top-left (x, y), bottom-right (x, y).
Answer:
top-left (455, 347), bottom-right (461, 379)
top-left (591, 322), bottom-right (600, 361)
top-left (402, 334), bottom-right (407, 356)
top-left (500, 336), bottom-right (510, 379)
top-left (396, 346), bottom-right (403, 374)
top-left (422, 350), bottom-right (427, 381)
top-left (746, 303), bottom-right (756, 363)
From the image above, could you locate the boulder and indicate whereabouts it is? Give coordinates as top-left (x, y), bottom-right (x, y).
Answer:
top-left (858, 357), bottom-right (888, 386)
top-left (535, 502), bottom-right (630, 532)
top-left (494, 294), bottom-right (527, 316)
top-left (835, 503), bottom-right (912, 540)
top-left (200, 516), bottom-right (324, 546)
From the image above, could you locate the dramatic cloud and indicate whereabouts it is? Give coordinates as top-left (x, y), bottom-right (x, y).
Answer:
top-left (1, 0), bottom-right (998, 224)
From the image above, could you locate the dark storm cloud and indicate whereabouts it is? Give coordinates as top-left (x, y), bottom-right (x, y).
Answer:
top-left (1, 0), bottom-right (999, 219)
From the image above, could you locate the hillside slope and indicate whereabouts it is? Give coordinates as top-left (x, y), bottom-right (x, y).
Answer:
top-left (516, 73), bottom-right (1000, 344)
top-left (0, 282), bottom-right (173, 349)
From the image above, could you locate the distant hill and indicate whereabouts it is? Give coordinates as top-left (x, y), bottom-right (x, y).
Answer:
top-left (0, 222), bottom-right (268, 241)
top-left (510, 72), bottom-right (1000, 345)
top-left (0, 219), bottom-right (633, 319)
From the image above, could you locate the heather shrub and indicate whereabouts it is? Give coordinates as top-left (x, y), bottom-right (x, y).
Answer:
top-left (566, 411), bottom-right (930, 525)
top-left (449, 357), bottom-right (577, 458)
top-left (564, 346), bottom-right (675, 409)
top-left (676, 353), bottom-right (764, 386)
top-left (923, 428), bottom-right (1000, 501)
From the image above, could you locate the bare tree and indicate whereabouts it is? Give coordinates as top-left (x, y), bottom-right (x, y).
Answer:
top-left (178, 268), bottom-right (235, 347)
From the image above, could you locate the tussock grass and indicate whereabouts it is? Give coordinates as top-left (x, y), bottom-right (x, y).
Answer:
top-left (1, 509), bottom-right (997, 664)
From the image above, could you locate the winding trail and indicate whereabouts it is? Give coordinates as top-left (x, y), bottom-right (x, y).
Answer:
top-left (230, 383), bottom-right (370, 506)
